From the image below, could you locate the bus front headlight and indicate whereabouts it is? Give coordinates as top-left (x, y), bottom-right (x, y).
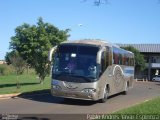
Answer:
top-left (82, 88), bottom-right (96, 94)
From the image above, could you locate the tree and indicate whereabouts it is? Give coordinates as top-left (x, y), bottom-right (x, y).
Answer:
top-left (5, 51), bottom-right (27, 88)
top-left (5, 51), bottom-right (15, 65)
top-left (121, 46), bottom-right (145, 71)
top-left (10, 17), bottom-right (70, 83)
top-left (7, 51), bottom-right (26, 75)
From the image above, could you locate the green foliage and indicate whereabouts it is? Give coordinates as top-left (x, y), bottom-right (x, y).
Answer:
top-left (5, 51), bottom-right (20, 65)
top-left (10, 17), bottom-right (70, 83)
top-left (121, 46), bottom-right (145, 71)
top-left (0, 64), bottom-right (14, 75)
top-left (5, 51), bottom-right (26, 75)
top-left (5, 51), bottom-right (14, 65)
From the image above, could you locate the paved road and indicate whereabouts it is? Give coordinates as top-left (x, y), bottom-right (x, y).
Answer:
top-left (0, 81), bottom-right (160, 114)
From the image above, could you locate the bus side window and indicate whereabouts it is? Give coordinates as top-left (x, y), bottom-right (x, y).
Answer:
top-left (109, 47), bottom-right (112, 65)
top-left (101, 51), bottom-right (106, 74)
top-left (105, 47), bottom-right (109, 66)
top-left (101, 48), bottom-right (111, 75)
top-left (105, 46), bottom-right (112, 65)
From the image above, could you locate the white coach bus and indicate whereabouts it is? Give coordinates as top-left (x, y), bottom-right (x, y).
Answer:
top-left (48, 40), bottom-right (134, 103)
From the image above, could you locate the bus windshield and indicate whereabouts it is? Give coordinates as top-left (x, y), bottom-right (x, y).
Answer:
top-left (52, 44), bottom-right (99, 82)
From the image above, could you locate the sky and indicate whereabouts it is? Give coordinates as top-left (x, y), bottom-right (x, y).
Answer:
top-left (0, 0), bottom-right (160, 60)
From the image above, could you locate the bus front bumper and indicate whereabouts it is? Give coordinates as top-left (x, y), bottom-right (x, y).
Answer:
top-left (51, 88), bottom-right (99, 101)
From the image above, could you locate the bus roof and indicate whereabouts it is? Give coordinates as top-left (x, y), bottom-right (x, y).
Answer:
top-left (61, 39), bottom-right (133, 54)
top-left (58, 39), bottom-right (134, 55)
top-left (62, 39), bottom-right (113, 47)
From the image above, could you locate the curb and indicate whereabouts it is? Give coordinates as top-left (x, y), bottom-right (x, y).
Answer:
top-left (19, 90), bottom-right (50, 97)
top-left (0, 90), bottom-right (50, 100)
top-left (0, 93), bottom-right (21, 99)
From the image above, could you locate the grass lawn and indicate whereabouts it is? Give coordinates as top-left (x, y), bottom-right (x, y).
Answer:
top-left (114, 97), bottom-right (160, 114)
top-left (0, 74), bottom-right (50, 94)
top-left (98, 97), bottom-right (160, 120)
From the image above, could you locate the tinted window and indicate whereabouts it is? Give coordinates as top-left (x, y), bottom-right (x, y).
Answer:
top-left (58, 44), bottom-right (99, 55)
top-left (78, 46), bottom-right (99, 55)
top-left (58, 45), bottom-right (77, 53)
top-left (52, 44), bottom-right (99, 83)
top-left (113, 46), bottom-right (134, 66)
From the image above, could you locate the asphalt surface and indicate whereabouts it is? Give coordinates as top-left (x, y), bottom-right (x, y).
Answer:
top-left (0, 81), bottom-right (160, 115)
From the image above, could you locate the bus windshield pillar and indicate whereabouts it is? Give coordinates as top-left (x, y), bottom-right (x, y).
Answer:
top-left (48, 46), bottom-right (57, 62)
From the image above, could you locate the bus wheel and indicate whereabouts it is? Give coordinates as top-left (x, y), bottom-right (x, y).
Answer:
top-left (100, 85), bottom-right (109, 103)
top-left (123, 82), bottom-right (128, 95)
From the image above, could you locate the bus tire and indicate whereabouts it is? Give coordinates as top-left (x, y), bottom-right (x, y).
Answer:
top-left (100, 85), bottom-right (109, 103)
